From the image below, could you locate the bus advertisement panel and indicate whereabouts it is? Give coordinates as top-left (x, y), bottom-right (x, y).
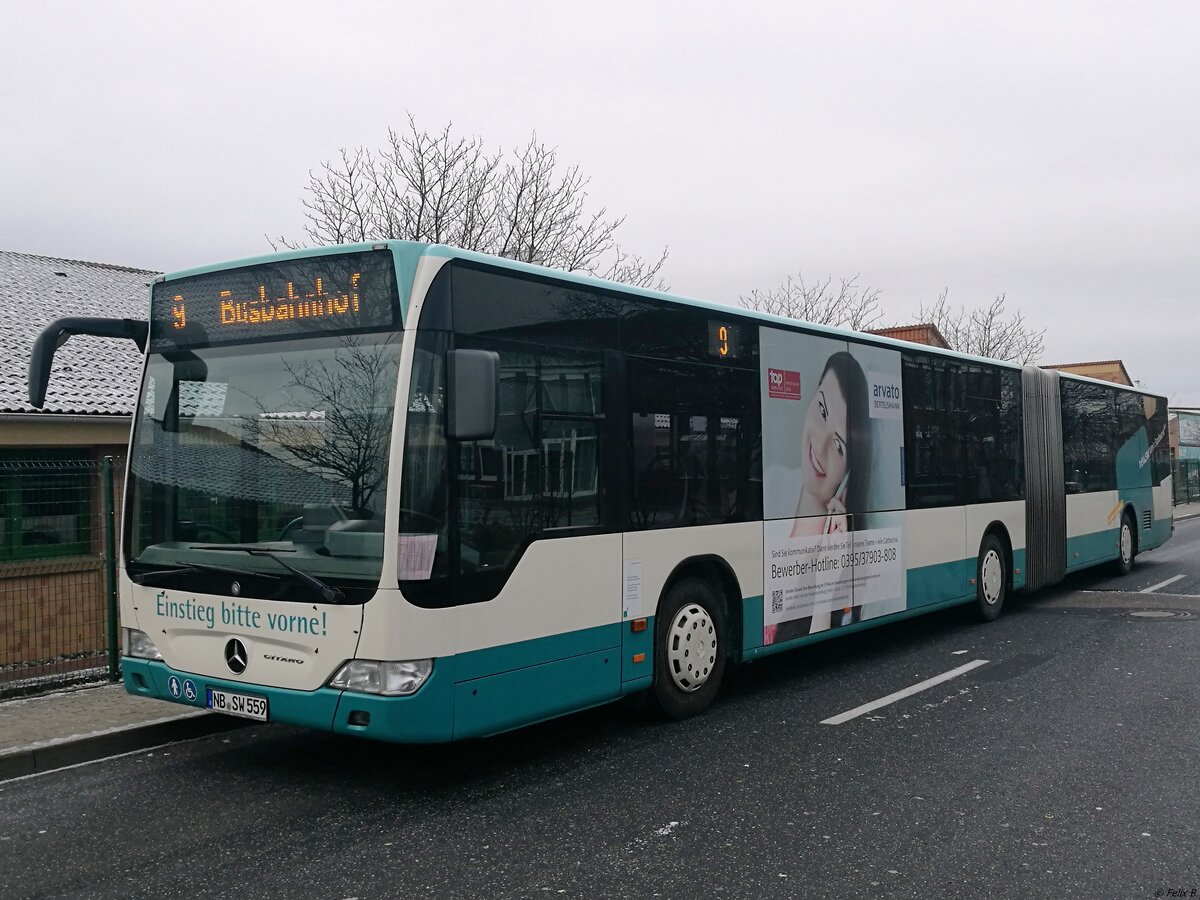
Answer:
top-left (761, 328), bottom-right (907, 644)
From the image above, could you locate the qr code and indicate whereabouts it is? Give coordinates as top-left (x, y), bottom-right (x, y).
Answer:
top-left (771, 590), bottom-right (784, 614)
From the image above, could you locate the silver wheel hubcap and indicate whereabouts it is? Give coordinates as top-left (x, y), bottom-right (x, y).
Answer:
top-left (666, 602), bottom-right (718, 693)
top-left (1121, 523), bottom-right (1132, 565)
top-left (981, 549), bottom-right (1003, 605)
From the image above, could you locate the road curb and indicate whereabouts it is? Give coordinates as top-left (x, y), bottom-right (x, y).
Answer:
top-left (0, 713), bottom-right (250, 782)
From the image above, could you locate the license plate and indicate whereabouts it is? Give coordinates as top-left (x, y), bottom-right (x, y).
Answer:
top-left (206, 688), bottom-right (269, 722)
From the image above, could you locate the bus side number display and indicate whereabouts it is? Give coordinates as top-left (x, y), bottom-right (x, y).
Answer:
top-left (708, 321), bottom-right (741, 360)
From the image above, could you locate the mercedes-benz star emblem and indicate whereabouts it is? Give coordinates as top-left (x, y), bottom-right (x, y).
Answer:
top-left (231, 581), bottom-right (241, 596)
top-left (224, 638), bottom-right (248, 674)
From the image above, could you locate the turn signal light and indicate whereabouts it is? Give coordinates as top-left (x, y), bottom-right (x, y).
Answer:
top-left (630, 618), bottom-right (648, 633)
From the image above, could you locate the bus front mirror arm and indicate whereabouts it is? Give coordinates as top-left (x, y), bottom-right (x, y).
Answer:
top-left (445, 348), bottom-right (499, 441)
top-left (28, 316), bottom-right (149, 408)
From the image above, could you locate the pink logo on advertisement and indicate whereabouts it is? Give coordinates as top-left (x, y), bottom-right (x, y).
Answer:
top-left (768, 368), bottom-right (801, 399)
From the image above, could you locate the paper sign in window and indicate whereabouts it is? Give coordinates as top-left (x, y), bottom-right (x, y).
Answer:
top-left (623, 559), bottom-right (644, 618)
top-left (397, 533), bottom-right (438, 581)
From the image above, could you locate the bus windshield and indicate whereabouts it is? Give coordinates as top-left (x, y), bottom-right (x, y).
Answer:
top-left (125, 332), bottom-right (403, 601)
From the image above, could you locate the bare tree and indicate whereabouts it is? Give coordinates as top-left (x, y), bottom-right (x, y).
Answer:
top-left (274, 115), bottom-right (668, 290)
top-left (596, 245), bottom-right (671, 290)
top-left (738, 272), bottom-right (884, 331)
top-left (918, 289), bottom-right (1045, 364)
top-left (257, 338), bottom-right (399, 513)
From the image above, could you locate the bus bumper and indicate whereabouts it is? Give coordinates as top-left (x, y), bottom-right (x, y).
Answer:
top-left (121, 657), bottom-right (455, 743)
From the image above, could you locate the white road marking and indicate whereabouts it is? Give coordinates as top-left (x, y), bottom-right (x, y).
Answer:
top-left (1139, 574), bottom-right (1186, 594)
top-left (820, 659), bottom-right (990, 725)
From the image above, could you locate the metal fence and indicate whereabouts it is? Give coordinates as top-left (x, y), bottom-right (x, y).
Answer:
top-left (0, 455), bottom-right (121, 699)
top-left (1176, 458), bottom-right (1200, 506)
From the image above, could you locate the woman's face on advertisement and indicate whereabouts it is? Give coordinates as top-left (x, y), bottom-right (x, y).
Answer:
top-left (802, 369), bottom-right (849, 502)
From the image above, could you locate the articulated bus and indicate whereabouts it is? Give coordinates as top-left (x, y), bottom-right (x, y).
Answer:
top-left (29, 242), bottom-right (1174, 739)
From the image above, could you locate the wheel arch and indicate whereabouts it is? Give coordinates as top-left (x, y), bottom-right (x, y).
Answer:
top-left (979, 520), bottom-right (1014, 591)
top-left (1122, 502), bottom-right (1139, 556)
top-left (656, 554), bottom-right (744, 664)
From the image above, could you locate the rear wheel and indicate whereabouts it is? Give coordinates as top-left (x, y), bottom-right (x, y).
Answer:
top-left (651, 577), bottom-right (727, 720)
top-left (1115, 512), bottom-right (1135, 575)
top-left (975, 533), bottom-right (1007, 622)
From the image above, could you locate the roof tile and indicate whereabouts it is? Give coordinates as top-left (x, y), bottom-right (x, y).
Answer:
top-left (0, 250), bottom-right (159, 415)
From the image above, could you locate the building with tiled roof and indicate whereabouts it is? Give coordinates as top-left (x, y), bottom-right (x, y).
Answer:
top-left (1, 250), bottom-right (159, 686)
top-left (1041, 359), bottom-right (1133, 387)
top-left (865, 323), bottom-right (950, 349)
top-left (1, 249), bottom-right (157, 447)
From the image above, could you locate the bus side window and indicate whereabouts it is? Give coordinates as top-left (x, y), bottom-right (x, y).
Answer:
top-left (627, 360), bottom-right (759, 529)
top-left (962, 364), bottom-right (1024, 504)
top-left (902, 353), bottom-right (964, 508)
top-left (1061, 380), bottom-right (1116, 493)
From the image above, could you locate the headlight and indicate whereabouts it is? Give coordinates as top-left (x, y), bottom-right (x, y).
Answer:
top-left (123, 628), bottom-right (163, 661)
top-left (328, 659), bottom-right (433, 696)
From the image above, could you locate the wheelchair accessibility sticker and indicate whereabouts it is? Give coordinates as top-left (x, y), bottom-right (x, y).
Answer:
top-left (183, 679), bottom-right (197, 702)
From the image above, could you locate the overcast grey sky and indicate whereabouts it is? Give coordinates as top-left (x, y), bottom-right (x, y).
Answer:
top-left (3, 1), bottom-right (1197, 400)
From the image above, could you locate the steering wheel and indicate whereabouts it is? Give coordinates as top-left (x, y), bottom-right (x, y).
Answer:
top-left (273, 510), bottom-right (442, 540)
top-left (185, 523), bottom-right (239, 543)
top-left (398, 509), bottom-right (443, 533)
top-left (277, 516), bottom-right (305, 541)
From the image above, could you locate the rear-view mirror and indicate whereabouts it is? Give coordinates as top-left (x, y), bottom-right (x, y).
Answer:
top-left (445, 349), bottom-right (499, 441)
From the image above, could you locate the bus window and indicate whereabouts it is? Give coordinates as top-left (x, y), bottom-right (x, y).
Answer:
top-left (1061, 380), bottom-right (1116, 493)
top-left (628, 359), bottom-right (760, 529)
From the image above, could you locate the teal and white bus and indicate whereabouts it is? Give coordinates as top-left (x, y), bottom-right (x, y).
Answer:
top-left (29, 242), bottom-right (1174, 739)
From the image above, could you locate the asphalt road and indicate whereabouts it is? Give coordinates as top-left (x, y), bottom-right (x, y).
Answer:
top-left (3, 518), bottom-right (1200, 899)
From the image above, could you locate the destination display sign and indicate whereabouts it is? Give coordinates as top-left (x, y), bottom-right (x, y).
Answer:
top-left (150, 249), bottom-right (399, 349)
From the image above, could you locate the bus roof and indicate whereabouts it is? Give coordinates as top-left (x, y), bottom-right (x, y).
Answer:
top-left (419, 242), bottom-right (1037, 371)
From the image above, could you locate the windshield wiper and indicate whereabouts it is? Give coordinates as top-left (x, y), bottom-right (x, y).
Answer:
top-left (129, 561), bottom-right (279, 588)
top-left (190, 545), bottom-right (296, 553)
top-left (191, 546), bottom-right (347, 604)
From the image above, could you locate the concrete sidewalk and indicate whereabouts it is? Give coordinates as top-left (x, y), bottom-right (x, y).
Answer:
top-left (1175, 501), bottom-right (1200, 521)
top-left (0, 682), bottom-right (245, 781)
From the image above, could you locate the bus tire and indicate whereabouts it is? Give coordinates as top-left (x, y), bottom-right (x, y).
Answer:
top-left (975, 533), bottom-right (1007, 622)
top-left (1115, 512), bottom-right (1136, 576)
top-left (651, 577), bottom-right (727, 720)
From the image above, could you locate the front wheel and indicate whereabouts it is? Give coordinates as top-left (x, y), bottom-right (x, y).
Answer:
top-left (651, 577), bottom-right (727, 720)
top-left (975, 534), bottom-right (1007, 622)
top-left (1115, 512), bottom-right (1135, 575)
